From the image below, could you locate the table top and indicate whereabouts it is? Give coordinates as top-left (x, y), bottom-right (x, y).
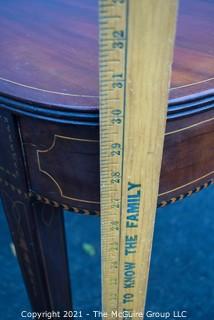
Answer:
top-left (0, 0), bottom-right (213, 111)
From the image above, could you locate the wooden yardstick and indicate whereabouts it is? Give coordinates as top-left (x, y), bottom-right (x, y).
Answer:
top-left (99, 0), bottom-right (178, 318)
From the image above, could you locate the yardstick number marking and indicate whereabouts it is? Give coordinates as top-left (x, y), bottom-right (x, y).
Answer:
top-left (99, 0), bottom-right (178, 319)
top-left (100, 0), bottom-right (128, 316)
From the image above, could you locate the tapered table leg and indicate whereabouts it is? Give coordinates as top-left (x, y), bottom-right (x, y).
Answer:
top-left (0, 110), bottom-right (72, 316)
top-left (32, 200), bottom-right (72, 314)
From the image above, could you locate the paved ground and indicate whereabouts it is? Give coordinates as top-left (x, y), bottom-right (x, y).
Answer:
top-left (0, 185), bottom-right (213, 319)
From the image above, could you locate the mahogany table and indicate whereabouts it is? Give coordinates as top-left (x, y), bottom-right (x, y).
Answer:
top-left (0, 0), bottom-right (213, 314)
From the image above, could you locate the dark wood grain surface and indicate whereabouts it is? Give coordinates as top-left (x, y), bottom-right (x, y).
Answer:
top-left (0, 110), bottom-right (72, 312)
top-left (19, 107), bottom-right (214, 214)
top-left (0, 0), bottom-right (213, 213)
top-left (0, 0), bottom-right (213, 109)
